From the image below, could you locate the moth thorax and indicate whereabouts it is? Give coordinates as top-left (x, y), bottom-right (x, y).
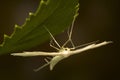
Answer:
top-left (60, 48), bottom-right (70, 57)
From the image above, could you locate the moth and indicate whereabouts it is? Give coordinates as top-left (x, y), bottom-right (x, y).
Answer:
top-left (11, 18), bottom-right (112, 71)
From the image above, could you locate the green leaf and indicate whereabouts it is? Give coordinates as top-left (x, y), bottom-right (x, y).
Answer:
top-left (0, 0), bottom-right (79, 55)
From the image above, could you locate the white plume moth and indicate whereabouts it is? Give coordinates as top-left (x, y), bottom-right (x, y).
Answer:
top-left (11, 18), bottom-right (112, 71)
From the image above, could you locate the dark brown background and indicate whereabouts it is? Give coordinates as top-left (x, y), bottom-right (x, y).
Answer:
top-left (0, 0), bottom-right (119, 80)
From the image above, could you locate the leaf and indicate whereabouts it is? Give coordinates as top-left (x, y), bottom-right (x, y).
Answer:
top-left (0, 0), bottom-right (79, 55)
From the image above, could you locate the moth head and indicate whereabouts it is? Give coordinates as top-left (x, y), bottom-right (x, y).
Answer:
top-left (60, 47), bottom-right (70, 52)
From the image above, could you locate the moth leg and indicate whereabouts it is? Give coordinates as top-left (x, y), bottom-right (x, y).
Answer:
top-left (34, 57), bottom-right (52, 72)
top-left (44, 26), bottom-right (61, 48)
top-left (34, 62), bottom-right (50, 72)
top-left (62, 17), bottom-right (76, 49)
top-left (49, 40), bottom-right (60, 50)
top-left (46, 57), bottom-right (52, 60)
top-left (44, 58), bottom-right (50, 63)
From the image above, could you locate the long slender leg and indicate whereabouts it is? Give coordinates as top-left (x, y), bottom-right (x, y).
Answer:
top-left (34, 62), bottom-right (50, 72)
top-left (68, 17), bottom-right (76, 48)
top-left (62, 17), bottom-right (76, 48)
top-left (69, 39), bottom-right (75, 49)
top-left (49, 40), bottom-right (60, 50)
top-left (34, 57), bottom-right (52, 72)
top-left (44, 26), bottom-right (61, 48)
top-left (44, 58), bottom-right (50, 63)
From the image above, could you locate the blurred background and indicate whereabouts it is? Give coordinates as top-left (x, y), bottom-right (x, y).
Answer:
top-left (0, 0), bottom-right (119, 80)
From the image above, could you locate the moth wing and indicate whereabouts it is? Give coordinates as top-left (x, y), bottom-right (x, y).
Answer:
top-left (50, 56), bottom-right (65, 70)
top-left (34, 55), bottom-right (65, 71)
top-left (11, 51), bottom-right (59, 57)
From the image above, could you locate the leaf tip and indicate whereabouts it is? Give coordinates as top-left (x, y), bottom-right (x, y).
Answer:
top-left (29, 12), bottom-right (34, 16)
top-left (3, 34), bottom-right (10, 44)
top-left (15, 24), bottom-right (20, 28)
top-left (4, 34), bottom-right (10, 39)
